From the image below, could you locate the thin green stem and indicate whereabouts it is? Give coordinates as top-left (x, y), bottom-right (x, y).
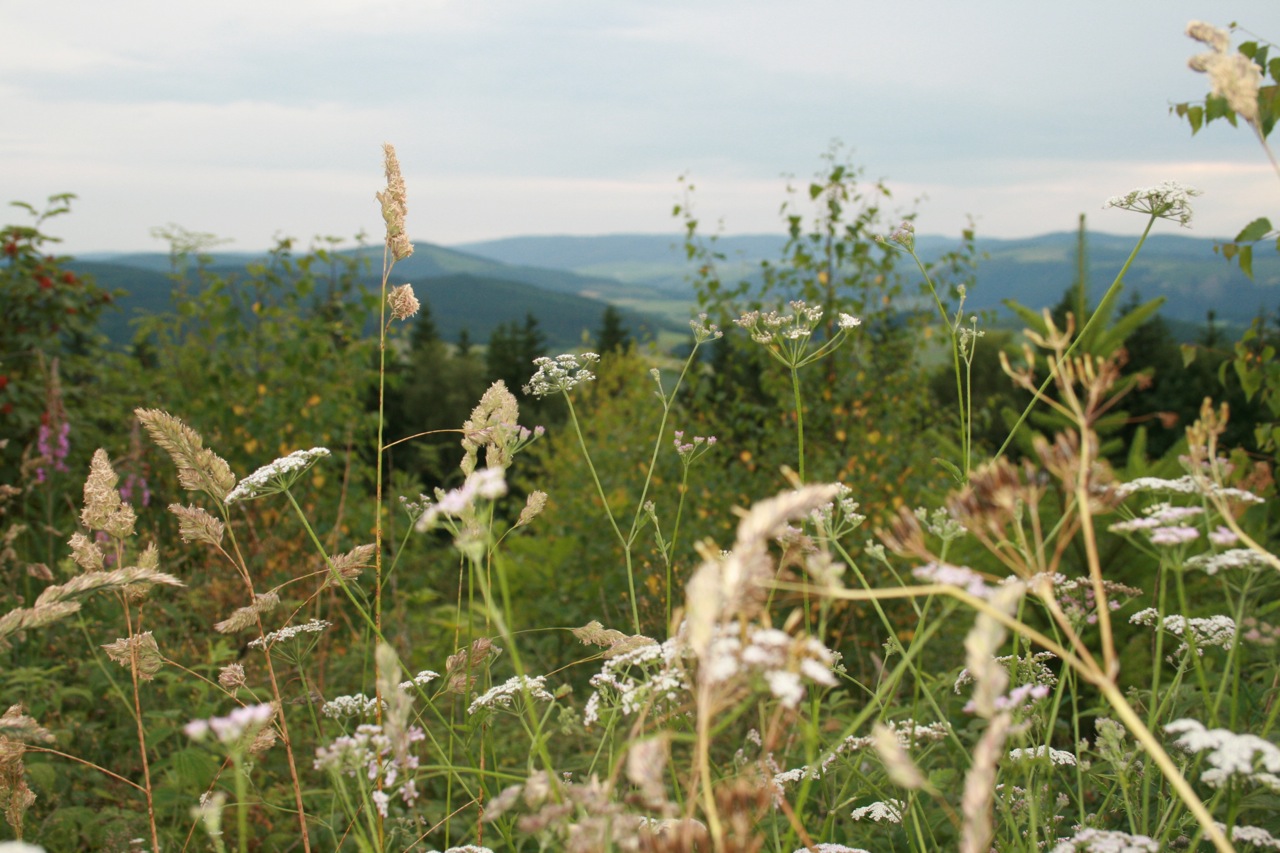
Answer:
top-left (995, 213), bottom-right (1158, 460)
top-left (791, 365), bottom-right (805, 482)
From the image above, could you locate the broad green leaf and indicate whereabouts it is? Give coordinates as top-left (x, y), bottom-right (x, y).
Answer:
top-left (1126, 425), bottom-right (1149, 472)
top-left (1097, 296), bottom-right (1164, 355)
top-left (1239, 244), bottom-right (1255, 279)
top-left (1002, 299), bottom-right (1048, 335)
top-left (1235, 217), bottom-right (1273, 243)
top-left (1180, 343), bottom-right (1199, 368)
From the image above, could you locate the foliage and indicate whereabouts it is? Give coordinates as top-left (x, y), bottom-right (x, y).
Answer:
top-left (4, 55), bottom-right (1280, 852)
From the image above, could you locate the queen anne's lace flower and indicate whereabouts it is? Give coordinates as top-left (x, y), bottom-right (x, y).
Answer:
top-left (1050, 828), bottom-right (1159, 852)
top-left (850, 799), bottom-right (903, 823)
top-left (1008, 745), bottom-right (1077, 766)
top-left (523, 353), bottom-right (600, 397)
top-left (1130, 609), bottom-right (1234, 657)
top-left (467, 675), bottom-right (554, 715)
top-left (225, 448), bottom-right (330, 504)
top-left (1165, 718), bottom-right (1280, 791)
top-left (1103, 182), bottom-right (1201, 227)
top-left (247, 618), bottom-right (331, 650)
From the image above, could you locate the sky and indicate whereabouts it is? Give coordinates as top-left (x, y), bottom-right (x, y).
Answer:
top-left (2, 1), bottom-right (1277, 255)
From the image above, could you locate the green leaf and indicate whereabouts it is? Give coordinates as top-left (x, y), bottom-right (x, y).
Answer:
top-left (1239, 244), bottom-right (1255, 279)
top-left (1126, 425), bottom-right (1149, 471)
top-left (1180, 343), bottom-right (1199, 368)
top-left (933, 456), bottom-right (964, 484)
top-left (1096, 296), bottom-right (1164, 355)
top-left (1002, 299), bottom-right (1048, 335)
top-left (1235, 217), bottom-right (1273, 243)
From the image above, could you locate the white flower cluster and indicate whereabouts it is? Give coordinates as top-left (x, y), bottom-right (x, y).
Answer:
top-left (1102, 182), bottom-right (1201, 228)
top-left (689, 312), bottom-right (724, 343)
top-left (1008, 745), bottom-right (1078, 766)
top-left (1130, 609), bottom-right (1235, 657)
top-left (1116, 475), bottom-right (1263, 504)
top-left (913, 562), bottom-right (992, 599)
top-left (701, 624), bottom-right (838, 709)
top-left (1165, 718), bottom-right (1280, 791)
top-left (314, 722), bottom-right (425, 815)
top-left (321, 693), bottom-right (385, 719)
top-left (792, 846), bottom-right (870, 853)
top-left (467, 675), bottom-right (554, 715)
top-left (735, 301), bottom-right (827, 343)
top-left (247, 618), bottom-right (331, 650)
top-left (415, 467), bottom-right (508, 532)
top-left (523, 352), bottom-right (600, 398)
top-left (225, 447), bottom-right (331, 504)
top-left (773, 719), bottom-right (950, 791)
top-left (955, 651), bottom-right (1059, 694)
top-left (583, 637), bottom-right (686, 728)
top-left (850, 799), bottom-right (903, 823)
top-left (1185, 547), bottom-right (1272, 575)
top-left (1050, 828), bottom-right (1159, 852)
top-left (184, 702), bottom-right (274, 744)
top-left (399, 670), bottom-right (440, 691)
top-left (809, 483), bottom-right (865, 539)
top-left (1218, 822), bottom-right (1280, 850)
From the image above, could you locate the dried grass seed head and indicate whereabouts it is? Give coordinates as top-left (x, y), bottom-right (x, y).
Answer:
top-left (388, 282), bottom-right (419, 321)
top-left (102, 631), bottom-right (165, 680)
top-left (136, 408), bottom-right (237, 501)
top-left (81, 449), bottom-right (135, 539)
top-left (377, 143), bottom-right (413, 261)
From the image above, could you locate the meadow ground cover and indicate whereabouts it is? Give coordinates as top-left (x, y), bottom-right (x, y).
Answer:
top-left (2, 19), bottom-right (1280, 853)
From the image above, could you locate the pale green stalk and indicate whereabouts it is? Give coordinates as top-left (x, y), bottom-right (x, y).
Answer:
top-left (996, 213), bottom-right (1158, 460)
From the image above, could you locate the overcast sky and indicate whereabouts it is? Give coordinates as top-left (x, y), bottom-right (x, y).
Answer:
top-left (2, 1), bottom-right (1276, 255)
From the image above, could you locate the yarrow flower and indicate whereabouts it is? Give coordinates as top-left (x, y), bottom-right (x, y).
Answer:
top-left (523, 352), bottom-right (600, 397)
top-left (1103, 182), bottom-right (1201, 227)
top-left (224, 448), bottom-right (331, 504)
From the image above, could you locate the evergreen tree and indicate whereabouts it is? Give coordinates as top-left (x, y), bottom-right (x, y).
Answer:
top-left (486, 312), bottom-right (546, 395)
top-left (596, 305), bottom-right (631, 354)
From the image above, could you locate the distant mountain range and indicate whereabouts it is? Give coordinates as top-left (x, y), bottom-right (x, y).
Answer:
top-left (73, 229), bottom-right (1279, 349)
top-left (454, 231), bottom-right (1280, 330)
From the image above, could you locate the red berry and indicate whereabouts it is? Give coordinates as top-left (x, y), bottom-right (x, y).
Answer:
top-left (0, 404), bottom-right (11, 416)
top-left (0, 375), bottom-right (7, 390)
top-left (37, 275), bottom-right (53, 289)
top-left (62, 272), bottom-right (77, 285)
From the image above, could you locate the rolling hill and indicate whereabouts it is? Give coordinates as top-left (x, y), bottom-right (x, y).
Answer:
top-left (455, 230), bottom-right (1280, 327)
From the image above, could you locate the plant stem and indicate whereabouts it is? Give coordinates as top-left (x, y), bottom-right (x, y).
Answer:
top-left (791, 366), bottom-right (805, 482)
top-left (995, 213), bottom-right (1158, 460)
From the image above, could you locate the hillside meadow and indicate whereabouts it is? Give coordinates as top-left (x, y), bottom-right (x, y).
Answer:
top-left (2, 22), bottom-right (1280, 853)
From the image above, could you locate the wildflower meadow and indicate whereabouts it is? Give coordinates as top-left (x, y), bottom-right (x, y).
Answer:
top-left (3, 19), bottom-right (1280, 853)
